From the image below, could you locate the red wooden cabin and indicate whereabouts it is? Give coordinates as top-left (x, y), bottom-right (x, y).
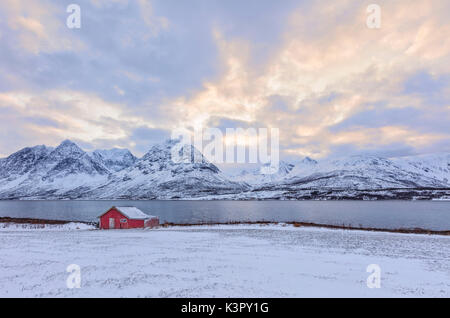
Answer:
top-left (99, 206), bottom-right (159, 229)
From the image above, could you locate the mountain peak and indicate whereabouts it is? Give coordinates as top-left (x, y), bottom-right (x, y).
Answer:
top-left (301, 157), bottom-right (318, 165)
top-left (59, 139), bottom-right (78, 147)
top-left (50, 139), bottom-right (85, 160)
top-left (142, 139), bottom-right (210, 166)
top-left (0, 144), bottom-right (52, 178)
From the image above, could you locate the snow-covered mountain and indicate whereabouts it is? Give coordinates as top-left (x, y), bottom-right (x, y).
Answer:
top-left (43, 140), bottom-right (110, 178)
top-left (89, 148), bottom-right (137, 172)
top-left (238, 154), bottom-right (450, 200)
top-left (228, 160), bottom-right (297, 185)
top-left (0, 139), bottom-right (247, 199)
top-left (0, 145), bottom-right (53, 180)
top-left (0, 139), bottom-right (448, 200)
top-left (278, 155), bottom-right (450, 189)
top-left (392, 153), bottom-right (450, 185)
top-left (88, 140), bottom-right (247, 199)
top-left (0, 140), bottom-right (112, 199)
top-left (284, 157), bottom-right (318, 178)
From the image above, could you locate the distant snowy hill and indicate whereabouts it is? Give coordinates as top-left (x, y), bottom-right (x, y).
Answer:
top-left (0, 140), bottom-right (448, 200)
top-left (392, 153), bottom-right (450, 185)
top-left (280, 155), bottom-right (450, 189)
top-left (238, 154), bottom-right (450, 200)
top-left (282, 157), bottom-right (318, 179)
top-left (228, 161), bottom-right (297, 185)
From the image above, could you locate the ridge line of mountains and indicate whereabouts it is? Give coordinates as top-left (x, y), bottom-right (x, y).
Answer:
top-left (0, 139), bottom-right (449, 200)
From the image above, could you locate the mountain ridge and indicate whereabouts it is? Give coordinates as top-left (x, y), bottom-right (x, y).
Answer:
top-left (0, 140), bottom-right (449, 200)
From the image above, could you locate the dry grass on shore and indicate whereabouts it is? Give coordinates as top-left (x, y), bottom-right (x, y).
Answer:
top-left (1, 217), bottom-right (449, 236)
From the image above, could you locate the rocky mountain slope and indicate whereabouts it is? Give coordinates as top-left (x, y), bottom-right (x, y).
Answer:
top-left (89, 149), bottom-right (137, 172)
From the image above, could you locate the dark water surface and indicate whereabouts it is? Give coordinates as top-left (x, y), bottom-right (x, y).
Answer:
top-left (0, 200), bottom-right (449, 230)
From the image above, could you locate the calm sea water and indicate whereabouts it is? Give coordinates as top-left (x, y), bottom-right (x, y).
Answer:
top-left (0, 200), bottom-right (449, 230)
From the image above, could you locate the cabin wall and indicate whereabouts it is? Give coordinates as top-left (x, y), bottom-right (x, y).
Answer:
top-left (100, 209), bottom-right (122, 229)
top-left (100, 209), bottom-right (145, 229)
top-left (128, 219), bottom-right (145, 229)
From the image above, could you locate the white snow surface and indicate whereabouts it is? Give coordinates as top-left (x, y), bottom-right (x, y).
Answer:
top-left (0, 225), bottom-right (448, 297)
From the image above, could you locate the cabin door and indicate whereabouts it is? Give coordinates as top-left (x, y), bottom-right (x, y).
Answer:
top-left (109, 218), bottom-right (115, 229)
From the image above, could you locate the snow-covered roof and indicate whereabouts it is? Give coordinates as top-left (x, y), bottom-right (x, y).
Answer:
top-left (116, 207), bottom-right (156, 220)
top-left (100, 206), bottom-right (157, 220)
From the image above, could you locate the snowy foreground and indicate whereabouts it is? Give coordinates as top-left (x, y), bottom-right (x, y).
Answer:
top-left (0, 224), bottom-right (449, 298)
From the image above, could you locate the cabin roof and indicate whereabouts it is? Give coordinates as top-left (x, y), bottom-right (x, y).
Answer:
top-left (99, 206), bottom-right (157, 220)
top-left (115, 207), bottom-right (151, 220)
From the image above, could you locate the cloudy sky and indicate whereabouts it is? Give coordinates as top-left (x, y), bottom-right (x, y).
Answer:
top-left (0, 0), bottom-right (449, 161)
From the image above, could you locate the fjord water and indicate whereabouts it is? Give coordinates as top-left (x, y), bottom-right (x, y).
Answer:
top-left (0, 200), bottom-right (449, 230)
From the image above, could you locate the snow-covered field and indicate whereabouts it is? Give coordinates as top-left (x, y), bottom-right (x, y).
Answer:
top-left (0, 224), bottom-right (449, 297)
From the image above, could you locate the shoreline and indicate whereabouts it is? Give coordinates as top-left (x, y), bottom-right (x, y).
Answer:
top-left (161, 221), bottom-right (450, 236)
top-left (1, 217), bottom-right (449, 236)
top-left (0, 217), bottom-right (97, 226)
top-left (0, 196), bottom-right (450, 201)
